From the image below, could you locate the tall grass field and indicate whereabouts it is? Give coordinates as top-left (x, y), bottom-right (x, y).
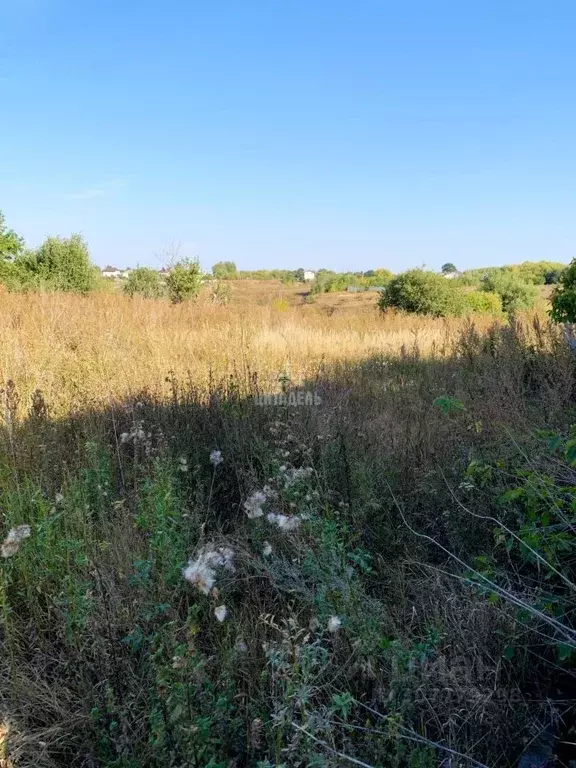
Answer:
top-left (1, 289), bottom-right (576, 767)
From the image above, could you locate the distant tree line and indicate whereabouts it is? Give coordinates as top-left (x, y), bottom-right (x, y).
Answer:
top-left (0, 210), bottom-right (204, 303)
top-left (2, 209), bottom-right (573, 317)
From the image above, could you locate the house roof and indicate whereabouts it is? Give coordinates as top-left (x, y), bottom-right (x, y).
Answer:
top-left (102, 265), bottom-right (121, 272)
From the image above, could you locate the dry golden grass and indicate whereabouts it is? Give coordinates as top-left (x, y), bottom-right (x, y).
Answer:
top-left (0, 285), bottom-right (571, 768)
top-left (0, 289), bottom-right (498, 417)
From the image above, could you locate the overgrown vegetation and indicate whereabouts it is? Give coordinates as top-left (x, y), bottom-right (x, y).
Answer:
top-left (123, 267), bottom-right (164, 299)
top-left (1, 292), bottom-right (576, 766)
top-left (550, 260), bottom-right (576, 324)
top-left (2, 206), bottom-right (576, 766)
top-left (378, 269), bottom-right (467, 316)
top-left (0, 211), bottom-right (568, 317)
top-left (378, 267), bottom-right (549, 318)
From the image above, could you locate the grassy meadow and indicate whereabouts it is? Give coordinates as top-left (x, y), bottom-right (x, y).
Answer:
top-left (1, 283), bottom-right (576, 767)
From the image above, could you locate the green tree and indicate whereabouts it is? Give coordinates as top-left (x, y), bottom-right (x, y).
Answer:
top-left (294, 268), bottom-right (306, 283)
top-left (378, 269), bottom-right (465, 317)
top-left (481, 271), bottom-right (537, 313)
top-left (441, 262), bottom-right (458, 275)
top-left (166, 259), bottom-right (203, 303)
top-left (26, 234), bottom-right (96, 293)
top-left (0, 211), bottom-right (24, 261)
top-left (551, 259), bottom-right (576, 323)
top-left (123, 267), bottom-right (164, 298)
top-left (212, 261), bottom-right (237, 280)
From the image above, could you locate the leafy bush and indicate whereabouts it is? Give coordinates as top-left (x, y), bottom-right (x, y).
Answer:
top-left (550, 259), bottom-right (576, 323)
top-left (462, 290), bottom-right (502, 314)
top-left (0, 258), bottom-right (39, 291)
top-left (378, 269), bottom-right (465, 317)
top-left (0, 211), bottom-right (24, 261)
top-left (458, 262), bottom-right (566, 289)
top-left (123, 267), bottom-right (164, 299)
top-left (165, 258), bottom-right (203, 303)
top-left (21, 234), bottom-right (97, 294)
top-left (513, 260), bottom-right (566, 285)
top-left (212, 261), bottom-right (237, 280)
top-left (481, 271), bottom-right (538, 313)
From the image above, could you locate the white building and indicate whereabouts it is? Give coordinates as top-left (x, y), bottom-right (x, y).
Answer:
top-left (101, 265), bottom-right (123, 278)
top-left (303, 270), bottom-right (316, 281)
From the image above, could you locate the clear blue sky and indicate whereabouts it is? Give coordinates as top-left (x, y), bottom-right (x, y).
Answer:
top-left (1, 0), bottom-right (575, 272)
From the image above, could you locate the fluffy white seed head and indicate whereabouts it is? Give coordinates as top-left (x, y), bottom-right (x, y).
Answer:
top-left (210, 450), bottom-right (223, 466)
top-left (1, 525), bottom-right (31, 558)
top-left (327, 615), bottom-right (342, 633)
top-left (244, 490), bottom-right (267, 519)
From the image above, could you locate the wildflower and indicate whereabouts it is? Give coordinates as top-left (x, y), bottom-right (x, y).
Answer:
top-left (210, 450), bottom-right (223, 466)
top-left (172, 655), bottom-right (185, 669)
top-left (55, 492), bottom-right (64, 505)
top-left (182, 546), bottom-right (235, 594)
top-left (178, 456), bottom-right (189, 472)
top-left (282, 466), bottom-right (313, 487)
top-left (1, 524), bottom-right (31, 558)
top-left (119, 422), bottom-right (146, 445)
top-left (244, 490), bottom-right (267, 519)
top-left (327, 615), bottom-right (342, 633)
top-left (267, 513), bottom-right (301, 532)
top-left (262, 541), bottom-right (272, 556)
top-left (214, 604), bottom-right (228, 622)
top-left (218, 547), bottom-right (235, 571)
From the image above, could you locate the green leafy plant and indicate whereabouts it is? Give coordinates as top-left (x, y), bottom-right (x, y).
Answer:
top-left (123, 267), bottom-right (164, 298)
top-left (551, 258), bottom-right (576, 323)
top-left (462, 289), bottom-right (502, 314)
top-left (21, 234), bottom-right (97, 293)
top-left (378, 269), bottom-right (466, 317)
top-left (165, 258), bottom-right (203, 303)
top-left (481, 271), bottom-right (538, 313)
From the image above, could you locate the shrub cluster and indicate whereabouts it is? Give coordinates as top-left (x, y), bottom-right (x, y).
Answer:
top-left (379, 268), bottom-right (538, 317)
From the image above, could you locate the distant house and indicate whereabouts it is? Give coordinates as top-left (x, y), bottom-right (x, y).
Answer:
top-left (442, 271), bottom-right (462, 279)
top-left (101, 265), bottom-right (122, 278)
top-left (121, 268), bottom-right (132, 278)
top-left (303, 270), bottom-right (316, 281)
top-left (159, 266), bottom-right (172, 276)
